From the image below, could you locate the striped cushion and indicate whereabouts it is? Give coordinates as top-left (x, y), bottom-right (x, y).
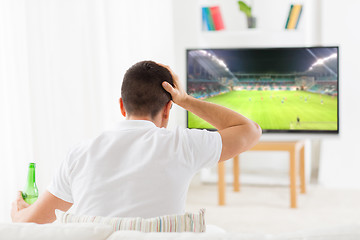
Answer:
top-left (55, 209), bottom-right (206, 233)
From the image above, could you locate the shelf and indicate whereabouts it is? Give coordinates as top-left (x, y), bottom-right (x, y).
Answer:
top-left (198, 29), bottom-right (310, 48)
top-left (200, 29), bottom-right (305, 35)
top-left (194, 0), bottom-right (320, 48)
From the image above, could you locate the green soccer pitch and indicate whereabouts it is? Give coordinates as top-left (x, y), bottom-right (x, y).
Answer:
top-left (188, 90), bottom-right (338, 131)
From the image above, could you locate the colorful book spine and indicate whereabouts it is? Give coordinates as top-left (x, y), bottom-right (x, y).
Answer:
top-left (205, 7), bottom-right (215, 31)
top-left (202, 7), bottom-right (209, 31)
top-left (294, 6), bottom-right (303, 29)
top-left (201, 6), bottom-right (224, 31)
top-left (285, 4), bottom-right (303, 29)
top-left (285, 5), bottom-right (293, 29)
top-left (210, 6), bottom-right (225, 30)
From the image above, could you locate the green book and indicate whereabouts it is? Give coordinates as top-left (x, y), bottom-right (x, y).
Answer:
top-left (204, 7), bottom-right (215, 31)
top-left (285, 5), bottom-right (293, 29)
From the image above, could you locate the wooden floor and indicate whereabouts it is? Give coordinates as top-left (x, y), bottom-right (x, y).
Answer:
top-left (186, 184), bottom-right (360, 234)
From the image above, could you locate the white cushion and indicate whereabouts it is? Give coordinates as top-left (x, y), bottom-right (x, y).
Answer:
top-left (206, 224), bottom-right (227, 233)
top-left (106, 224), bottom-right (360, 240)
top-left (0, 222), bottom-right (113, 240)
top-left (106, 231), bottom-right (267, 240)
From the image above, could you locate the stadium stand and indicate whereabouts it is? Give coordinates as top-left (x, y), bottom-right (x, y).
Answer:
top-left (187, 50), bottom-right (338, 98)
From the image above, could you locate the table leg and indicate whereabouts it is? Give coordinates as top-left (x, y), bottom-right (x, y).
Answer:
top-left (299, 145), bottom-right (306, 194)
top-left (233, 155), bottom-right (240, 192)
top-left (289, 149), bottom-right (297, 208)
top-left (218, 161), bottom-right (226, 206)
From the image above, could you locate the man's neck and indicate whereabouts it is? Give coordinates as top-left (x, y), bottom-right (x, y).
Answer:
top-left (126, 115), bottom-right (162, 128)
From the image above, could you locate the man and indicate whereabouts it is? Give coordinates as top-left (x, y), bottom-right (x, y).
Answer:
top-left (11, 61), bottom-right (261, 223)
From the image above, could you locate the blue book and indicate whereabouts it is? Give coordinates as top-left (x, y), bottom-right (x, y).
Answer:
top-left (202, 7), bottom-right (209, 31)
top-left (202, 7), bottom-right (215, 31)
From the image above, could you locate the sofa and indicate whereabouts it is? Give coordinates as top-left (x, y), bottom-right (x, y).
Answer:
top-left (1, 222), bottom-right (360, 240)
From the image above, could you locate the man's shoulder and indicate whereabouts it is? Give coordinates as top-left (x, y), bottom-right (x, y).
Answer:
top-left (68, 125), bottom-right (220, 155)
top-left (67, 138), bottom-right (93, 158)
top-left (181, 127), bottom-right (221, 137)
top-left (157, 126), bottom-right (215, 137)
top-left (165, 127), bottom-right (222, 148)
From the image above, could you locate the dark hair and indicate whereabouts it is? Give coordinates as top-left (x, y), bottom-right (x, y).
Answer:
top-left (121, 61), bottom-right (174, 118)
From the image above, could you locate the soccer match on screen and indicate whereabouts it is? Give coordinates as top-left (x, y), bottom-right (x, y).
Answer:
top-left (187, 47), bottom-right (338, 132)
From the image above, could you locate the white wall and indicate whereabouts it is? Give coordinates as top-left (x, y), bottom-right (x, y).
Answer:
top-left (170, 0), bottom-right (199, 129)
top-left (26, 0), bottom-right (175, 195)
top-left (0, 0), bottom-right (175, 222)
top-left (318, 0), bottom-right (360, 189)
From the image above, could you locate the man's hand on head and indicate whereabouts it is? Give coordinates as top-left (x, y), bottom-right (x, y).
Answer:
top-left (159, 64), bottom-right (189, 107)
top-left (159, 63), bottom-right (261, 162)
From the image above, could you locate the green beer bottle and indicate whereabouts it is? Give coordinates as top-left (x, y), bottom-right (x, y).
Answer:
top-left (22, 163), bottom-right (39, 204)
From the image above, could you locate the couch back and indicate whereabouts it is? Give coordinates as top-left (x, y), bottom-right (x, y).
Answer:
top-left (1, 222), bottom-right (360, 240)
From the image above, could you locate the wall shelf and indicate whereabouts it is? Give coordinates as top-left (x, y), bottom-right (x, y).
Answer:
top-left (196, 0), bottom-right (320, 48)
top-left (198, 29), bottom-right (309, 48)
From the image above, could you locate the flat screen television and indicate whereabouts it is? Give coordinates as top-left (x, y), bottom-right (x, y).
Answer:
top-left (186, 47), bottom-right (339, 133)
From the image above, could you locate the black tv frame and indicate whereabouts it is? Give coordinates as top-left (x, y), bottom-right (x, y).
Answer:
top-left (186, 46), bottom-right (339, 134)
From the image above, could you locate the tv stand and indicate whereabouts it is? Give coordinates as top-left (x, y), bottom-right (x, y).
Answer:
top-left (218, 141), bottom-right (306, 208)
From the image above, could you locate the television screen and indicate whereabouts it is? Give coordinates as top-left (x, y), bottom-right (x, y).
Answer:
top-left (186, 47), bottom-right (339, 133)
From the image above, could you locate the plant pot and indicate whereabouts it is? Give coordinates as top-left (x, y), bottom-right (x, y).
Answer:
top-left (247, 16), bottom-right (256, 28)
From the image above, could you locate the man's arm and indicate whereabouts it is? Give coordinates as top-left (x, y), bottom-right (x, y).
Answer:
top-left (11, 190), bottom-right (72, 223)
top-left (161, 66), bottom-right (262, 162)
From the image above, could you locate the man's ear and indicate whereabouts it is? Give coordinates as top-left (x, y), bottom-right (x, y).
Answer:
top-left (163, 100), bottom-right (172, 120)
top-left (119, 98), bottom-right (126, 117)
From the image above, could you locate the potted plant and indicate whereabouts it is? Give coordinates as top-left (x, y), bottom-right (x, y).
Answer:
top-left (238, 1), bottom-right (256, 28)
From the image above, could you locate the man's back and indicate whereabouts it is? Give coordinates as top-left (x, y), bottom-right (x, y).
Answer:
top-left (48, 120), bottom-right (222, 218)
top-left (11, 62), bottom-right (260, 224)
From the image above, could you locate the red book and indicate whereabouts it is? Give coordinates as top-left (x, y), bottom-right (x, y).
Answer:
top-left (210, 6), bottom-right (225, 30)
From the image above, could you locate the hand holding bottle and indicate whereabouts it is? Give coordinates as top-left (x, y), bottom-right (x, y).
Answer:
top-left (11, 191), bottom-right (30, 221)
top-left (22, 162), bottom-right (39, 204)
top-left (11, 162), bottom-right (39, 221)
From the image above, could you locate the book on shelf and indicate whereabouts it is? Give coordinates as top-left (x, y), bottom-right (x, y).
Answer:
top-left (210, 6), bottom-right (225, 30)
top-left (202, 6), bottom-right (225, 31)
top-left (285, 4), bottom-right (303, 29)
top-left (203, 7), bottom-right (215, 31)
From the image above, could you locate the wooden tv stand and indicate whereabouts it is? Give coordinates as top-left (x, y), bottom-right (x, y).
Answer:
top-left (218, 141), bottom-right (306, 208)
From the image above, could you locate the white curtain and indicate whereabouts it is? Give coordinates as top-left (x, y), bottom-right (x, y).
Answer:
top-left (0, 0), bottom-right (174, 222)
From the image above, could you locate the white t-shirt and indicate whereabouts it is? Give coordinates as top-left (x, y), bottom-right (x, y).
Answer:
top-left (48, 120), bottom-right (222, 218)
